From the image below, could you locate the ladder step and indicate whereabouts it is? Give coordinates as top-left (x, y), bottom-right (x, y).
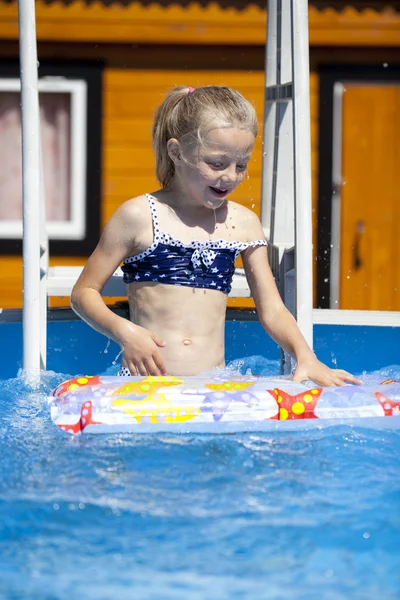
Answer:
top-left (265, 83), bottom-right (293, 102)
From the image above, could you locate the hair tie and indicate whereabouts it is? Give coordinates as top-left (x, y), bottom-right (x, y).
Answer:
top-left (188, 87), bottom-right (196, 93)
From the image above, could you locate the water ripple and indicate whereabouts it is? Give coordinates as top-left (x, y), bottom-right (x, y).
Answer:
top-left (0, 367), bottom-right (400, 598)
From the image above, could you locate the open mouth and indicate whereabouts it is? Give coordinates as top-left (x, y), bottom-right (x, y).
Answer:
top-left (209, 186), bottom-right (229, 198)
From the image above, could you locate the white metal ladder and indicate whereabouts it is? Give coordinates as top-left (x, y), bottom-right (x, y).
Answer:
top-left (18, 0), bottom-right (313, 378)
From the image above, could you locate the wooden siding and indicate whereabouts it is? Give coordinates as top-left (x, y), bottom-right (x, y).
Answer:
top-left (0, 0), bottom-right (398, 308)
top-left (0, 66), bottom-right (319, 309)
top-left (0, 2), bottom-right (399, 47)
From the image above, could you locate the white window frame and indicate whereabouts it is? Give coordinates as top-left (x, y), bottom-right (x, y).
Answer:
top-left (0, 77), bottom-right (87, 240)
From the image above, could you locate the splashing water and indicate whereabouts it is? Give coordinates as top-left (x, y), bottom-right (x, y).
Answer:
top-left (0, 360), bottom-right (400, 599)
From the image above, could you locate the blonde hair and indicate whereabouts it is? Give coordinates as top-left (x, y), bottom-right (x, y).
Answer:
top-left (152, 85), bottom-right (258, 187)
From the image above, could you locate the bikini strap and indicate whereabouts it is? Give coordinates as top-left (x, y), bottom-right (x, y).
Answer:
top-left (145, 194), bottom-right (161, 241)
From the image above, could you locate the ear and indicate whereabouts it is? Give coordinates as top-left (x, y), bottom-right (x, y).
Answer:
top-left (167, 138), bottom-right (182, 165)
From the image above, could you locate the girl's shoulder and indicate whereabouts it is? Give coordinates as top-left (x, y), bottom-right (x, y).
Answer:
top-left (119, 193), bottom-right (150, 212)
top-left (112, 194), bottom-right (152, 225)
top-left (227, 201), bottom-right (264, 241)
top-left (228, 200), bottom-right (259, 219)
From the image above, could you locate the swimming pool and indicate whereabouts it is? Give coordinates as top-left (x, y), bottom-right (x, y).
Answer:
top-left (1, 307), bottom-right (399, 380)
top-left (1, 309), bottom-right (400, 598)
top-left (1, 366), bottom-right (400, 598)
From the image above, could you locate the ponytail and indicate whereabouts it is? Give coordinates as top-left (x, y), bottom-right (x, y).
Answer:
top-left (152, 86), bottom-right (192, 188)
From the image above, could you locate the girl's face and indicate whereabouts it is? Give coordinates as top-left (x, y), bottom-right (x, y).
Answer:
top-left (175, 126), bottom-right (255, 210)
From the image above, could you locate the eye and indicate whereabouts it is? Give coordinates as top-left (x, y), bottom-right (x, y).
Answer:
top-left (207, 161), bottom-right (224, 170)
top-left (237, 163), bottom-right (248, 172)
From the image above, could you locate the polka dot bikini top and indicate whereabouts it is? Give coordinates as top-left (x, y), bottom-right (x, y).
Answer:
top-left (121, 194), bottom-right (268, 294)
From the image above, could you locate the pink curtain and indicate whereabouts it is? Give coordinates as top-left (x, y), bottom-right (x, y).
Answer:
top-left (0, 91), bottom-right (71, 224)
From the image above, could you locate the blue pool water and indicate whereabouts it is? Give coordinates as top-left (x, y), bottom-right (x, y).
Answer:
top-left (1, 313), bottom-right (400, 379)
top-left (1, 361), bottom-right (400, 599)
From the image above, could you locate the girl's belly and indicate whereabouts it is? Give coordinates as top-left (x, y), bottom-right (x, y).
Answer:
top-left (127, 283), bottom-right (228, 376)
top-left (129, 283), bottom-right (227, 375)
top-left (158, 335), bottom-right (225, 376)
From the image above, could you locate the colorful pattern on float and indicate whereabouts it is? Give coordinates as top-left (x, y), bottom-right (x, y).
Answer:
top-left (49, 376), bottom-right (400, 435)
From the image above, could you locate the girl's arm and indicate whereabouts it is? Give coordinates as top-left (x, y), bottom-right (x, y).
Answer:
top-left (71, 200), bottom-right (167, 376)
top-left (241, 212), bottom-right (362, 386)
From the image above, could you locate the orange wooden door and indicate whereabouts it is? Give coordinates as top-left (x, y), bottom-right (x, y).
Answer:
top-left (339, 84), bottom-right (400, 310)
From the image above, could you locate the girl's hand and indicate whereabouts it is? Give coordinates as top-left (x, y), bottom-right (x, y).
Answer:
top-left (119, 323), bottom-right (168, 376)
top-left (293, 356), bottom-right (363, 387)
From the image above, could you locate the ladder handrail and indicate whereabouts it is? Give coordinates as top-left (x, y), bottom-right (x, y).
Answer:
top-left (261, 0), bottom-right (313, 350)
top-left (18, 0), bottom-right (43, 383)
top-left (291, 0), bottom-right (313, 348)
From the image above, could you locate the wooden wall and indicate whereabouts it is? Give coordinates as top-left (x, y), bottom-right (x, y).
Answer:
top-left (0, 59), bottom-right (318, 309)
top-left (0, 1), bottom-right (399, 47)
top-left (0, 1), bottom-right (399, 309)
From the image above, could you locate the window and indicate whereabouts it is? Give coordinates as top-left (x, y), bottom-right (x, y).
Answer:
top-left (0, 62), bottom-right (102, 255)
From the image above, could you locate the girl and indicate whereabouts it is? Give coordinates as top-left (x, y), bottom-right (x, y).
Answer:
top-left (71, 85), bottom-right (361, 386)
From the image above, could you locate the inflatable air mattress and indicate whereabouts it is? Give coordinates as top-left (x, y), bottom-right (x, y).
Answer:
top-left (49, 375), bottom-right (400, 434)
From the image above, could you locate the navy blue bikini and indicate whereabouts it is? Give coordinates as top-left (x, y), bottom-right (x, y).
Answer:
top-left (121, 194), bottom-right (268, 294)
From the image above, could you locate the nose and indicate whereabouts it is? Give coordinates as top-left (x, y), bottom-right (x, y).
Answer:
top-left (221, 163), bottom-right (239, 183)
